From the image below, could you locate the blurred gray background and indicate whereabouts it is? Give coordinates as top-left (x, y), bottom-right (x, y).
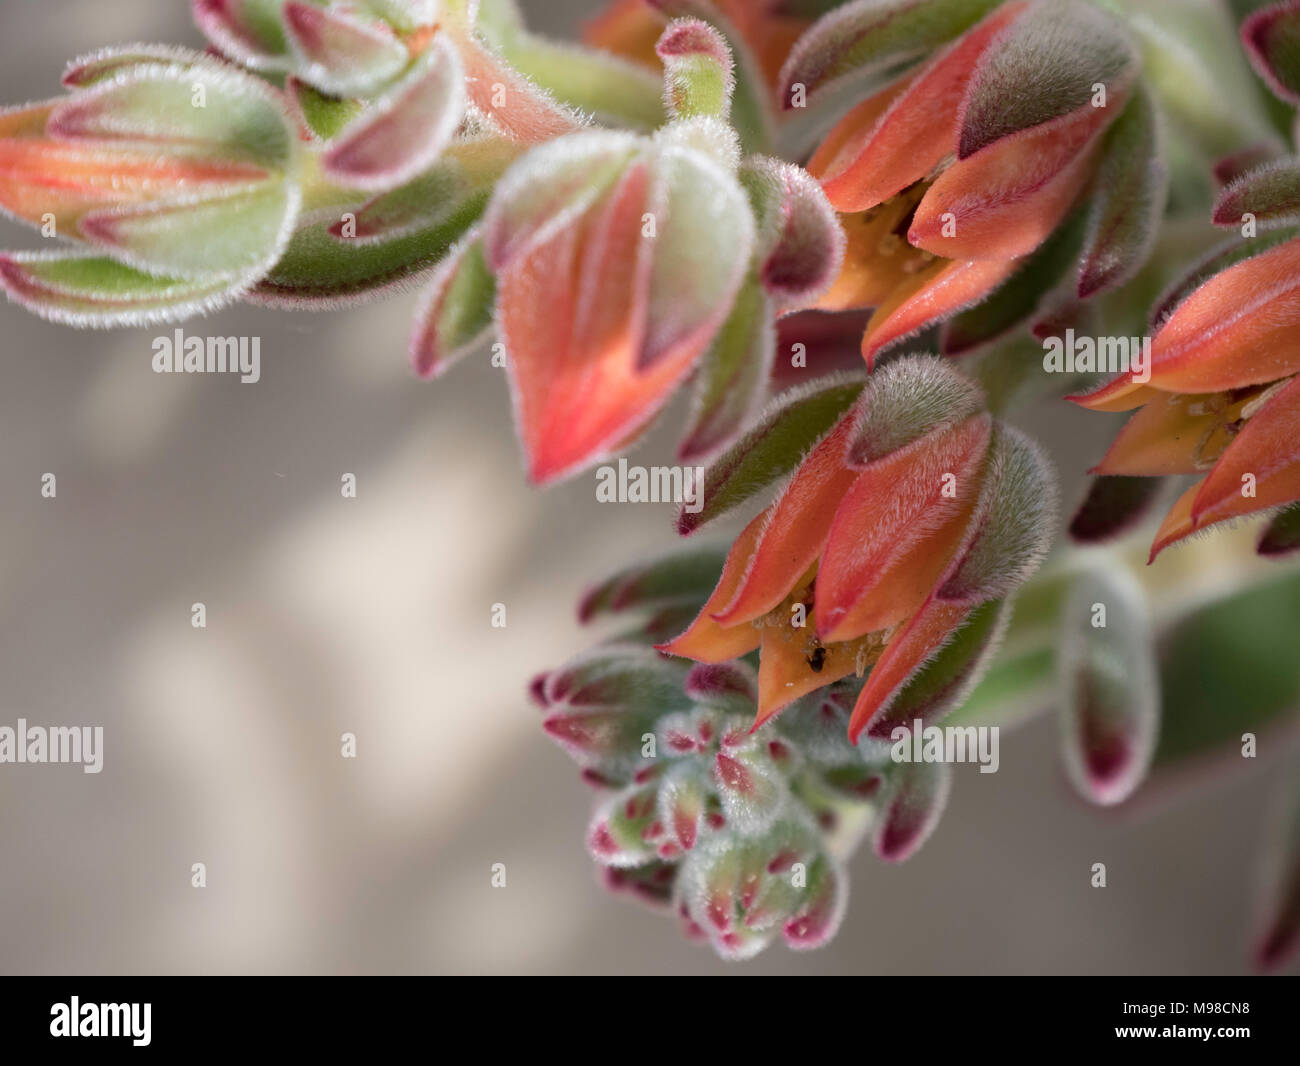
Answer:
top-left (0, 0), bottom-right (1291, 974)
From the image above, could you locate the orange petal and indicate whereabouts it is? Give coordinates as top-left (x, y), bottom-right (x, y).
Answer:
top-left (816, 415), bottom-right (991, 643)
top-left (1144, 238), bottom-right (1300, 394)
top-left (1190, 375), bottom-right (1300, 527)
top-left (752, 627), bottom-right (867, 731)
top-left (1068, 376), bottom-right (1161, 412)
top-left (847, 596), bottom-right (971, 743)
top-left (805, 76), bottom-right (912, 199)
top-left (1092, 394), bottom-right (1220, 476)
top-left (1148, 481), bottom-right (1200, 562)
top-left (658, 513), bottom-right (766, 664)
top-left (711, 416), bottom-right (860, 626)
top-left (812, 2), bottom-right (1028, 214)
top-left (813, 198), bottom-right (929, 311)
top-left (0, 119), bottom-right (268, 227)
top-left (860, 256), bottom-right (1017, 367)
top-left (499, 161), bottom-right (709, 483)
top-left (909, 105), bottom-right (1107, 261)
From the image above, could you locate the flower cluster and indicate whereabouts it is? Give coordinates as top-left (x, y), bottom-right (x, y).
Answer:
top-left (663, 357), bottom-right (1056, 744)
top-left (1074, 2), bottom-right (1300, 561)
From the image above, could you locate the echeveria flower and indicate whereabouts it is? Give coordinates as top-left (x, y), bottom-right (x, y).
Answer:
top-left (1073, 236), bottom-right (1300, 561)
top-left (417, 19), bottom-right (843, 481)
top-left (796, 0), bottom-right (1162, 366)
top-left (0, 46), bottom-right (301, 325)
top-left (660, 356), bottom-right (1057, 742)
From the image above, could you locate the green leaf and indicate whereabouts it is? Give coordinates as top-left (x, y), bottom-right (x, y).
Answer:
top-left (779, 0), bottom-right (1004, 107)
top-left (410, 234), bottom-right (496, 378)
top-left (945, 645), bottom-right (1054, 729)
top-left (1243, 0), bottom-right (1300, 104)
top-left (192, 0), bottom-right (295, 70)
top-left (500, 36), bottom-right (665, 130)
top-left (959, 0), bottom-right (1139, 158)
top-left (678, 275), bottom-right (774, 462)
top-left (657, 17), bottom-right (735, 121)
top-left (288, 78), bottom-right (363, 141)
top-left (874, 758), bottom-right (951, 863)
top-left (0, 251), bottom-right (253, 327)
top-left (1214, 157), bottom-right (1300, 231)
top-left (1078, 85), bottom-right (1168, 298)
top-left (1128, 2), bottom-right (1280, 157)
top-left (252, 189), bottom-right (486, 307)
top-left (49, 60), bottom-right (296, 169)
top-left (677, 375), bottom-right (864, 535)
top-left (937, 425), bottom-right (1059, 606)
top-left (578, 547), bottom-right (732, 623)
top-left (846, 353), bottom-right (985, 465)
top-left (655, 0), bottom-right (775, 154)
top-left (80, 180), bottom-right (299, 281)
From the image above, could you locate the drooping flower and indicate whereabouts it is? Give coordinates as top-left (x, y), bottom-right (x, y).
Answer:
top-left (1067, 3), bottom-right (1300, 562)
top-left (660, 356), bottom-right (1057, 743)
top-left (415, 19), bottom-right (843, 481)
top-left (1071, 236), bottom-right (1300, 562)
top-left (0, 46), bottom-right (302, 325)
top-left (793, 0), bottom-right (1164, 366)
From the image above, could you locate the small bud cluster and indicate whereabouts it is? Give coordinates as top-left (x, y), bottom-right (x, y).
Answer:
top-left (537, 643), bottom-right (888, 959)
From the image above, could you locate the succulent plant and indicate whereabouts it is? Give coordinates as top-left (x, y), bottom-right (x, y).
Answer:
top-left (3, 0), bottom-right (1300, 970)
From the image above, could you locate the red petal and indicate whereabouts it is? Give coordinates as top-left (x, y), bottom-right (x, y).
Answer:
top-left (909, 105), bottom-right (1107, 261)
top-left (752, 627), bottom-right (867, 730)
top-left (1141, 238), bottom-right (1300, 394)
top-left (1147, 481), bottom-right (1200, 562)
top-left (1068, 376), bottom-right (1161, 412)
top-left (1190, 375), bottom-right (1300, 527)
top-left (847, 594), bottom-right (971, 743)
top-left (657, 513), bottom-right (766, 664)
top-left (811, 3), bottom-right (1028, 214)
top-left (711, 415), bottom-right (859, 626)
top-left (499, 161), bottom-right (695, 483)
top-left (860, 256), bottom-right (1017, 367)
top-left (815, 415), bottom-right (991, 642)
